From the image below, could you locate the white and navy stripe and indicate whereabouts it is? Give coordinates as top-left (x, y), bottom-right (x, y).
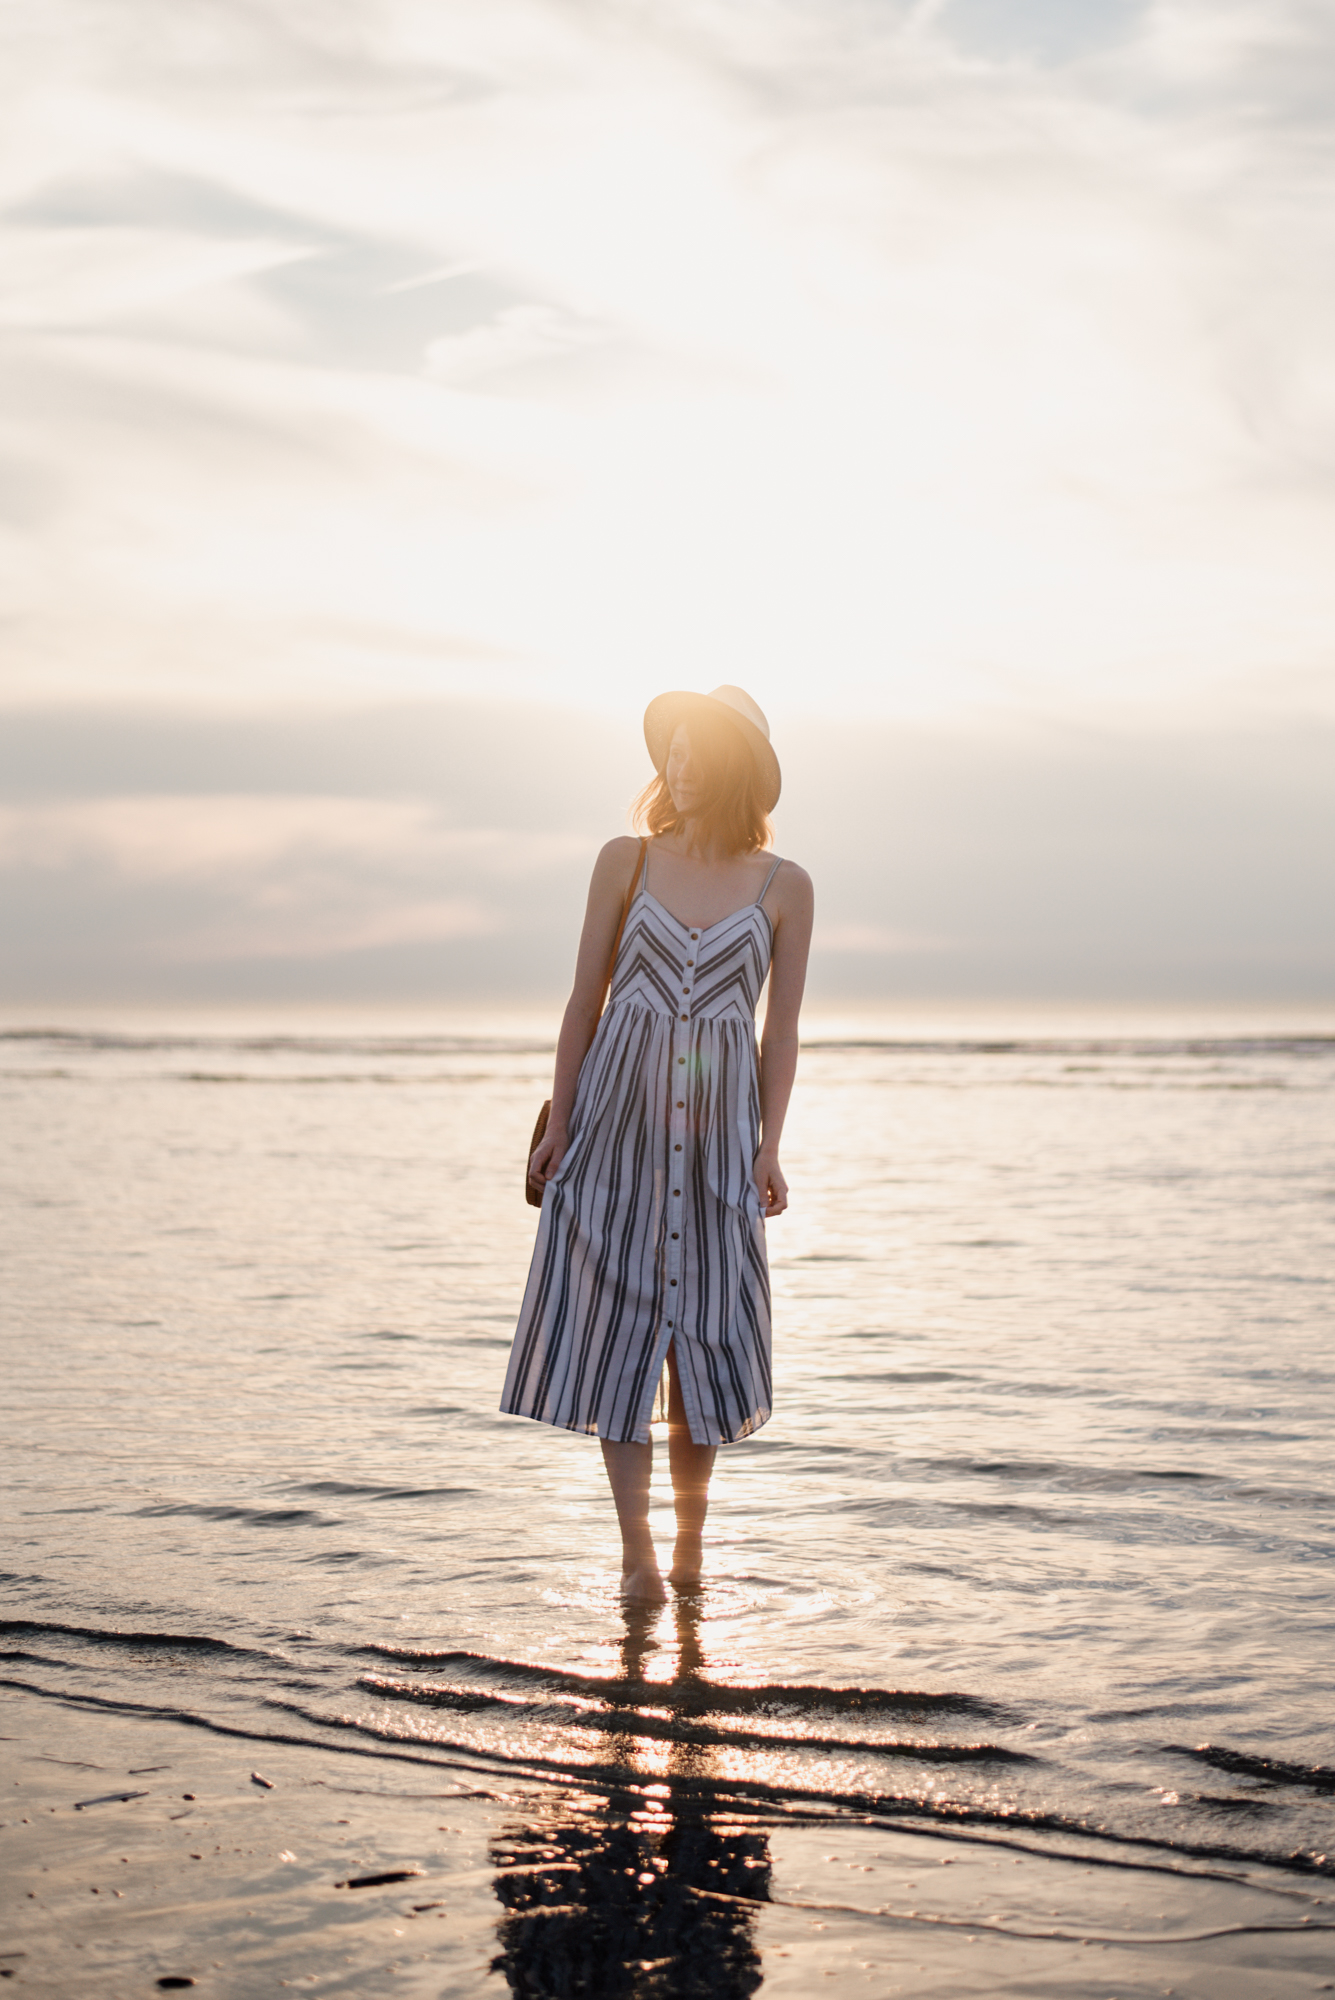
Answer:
top-left (501, 857), bottom-right (783, 1446)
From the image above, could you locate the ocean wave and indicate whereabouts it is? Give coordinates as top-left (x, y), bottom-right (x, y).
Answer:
top-left (0, 1028), bottom-right (556, 1056)
top-left (5, 1027), bottom-right (1334, 1062)
top-left (1171, 1744), bottom-right (1335, 1795)
top-left (9, 1636), bottom-right (1335, 1883)
top-left (260, 1695), bottom-right (1335, 1880)
top-left (352, 1647), bottom-right (1010, 1721)
top-left (356, 1673), bottom-right (1035, 1765)
top-left (0, 1617), bottom-right (278, 1660)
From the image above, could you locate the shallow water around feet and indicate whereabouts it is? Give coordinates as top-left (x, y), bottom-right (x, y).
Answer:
top-left (3, 1015), bottom-right (1335, 1989)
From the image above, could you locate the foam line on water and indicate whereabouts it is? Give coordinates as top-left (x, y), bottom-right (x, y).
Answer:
top-left (355, 1672), bottom-right (1037, 1763)
top-left (352, 1646), bottom-right (1013, 1721)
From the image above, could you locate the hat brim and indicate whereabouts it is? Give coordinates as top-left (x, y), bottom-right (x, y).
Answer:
top-left (643, 691), bottom-right (781, 812)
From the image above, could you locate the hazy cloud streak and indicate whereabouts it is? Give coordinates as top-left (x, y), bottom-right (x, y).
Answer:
top-left (1, 698), bottom-right (1329, 1004)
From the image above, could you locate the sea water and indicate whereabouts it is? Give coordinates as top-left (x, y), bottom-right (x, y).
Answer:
top-left (3, 1016), bottom-right (1334, 1984)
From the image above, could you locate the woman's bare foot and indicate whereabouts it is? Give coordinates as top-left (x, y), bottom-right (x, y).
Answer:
top-left (620, 1560), bottom-right (666, 1604)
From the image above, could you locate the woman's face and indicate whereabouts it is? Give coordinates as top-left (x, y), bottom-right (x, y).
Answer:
top-left (665, 723), bottom-right (704, 815)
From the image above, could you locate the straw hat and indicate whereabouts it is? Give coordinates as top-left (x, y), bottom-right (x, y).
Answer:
top-left (642, 684), bottom-right (781, 812)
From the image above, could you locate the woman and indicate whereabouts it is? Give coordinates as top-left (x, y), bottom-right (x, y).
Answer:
top-left (500, 685), bottom-right (813, 1602)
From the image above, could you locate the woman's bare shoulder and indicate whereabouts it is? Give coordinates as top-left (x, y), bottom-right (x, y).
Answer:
top-left (767, 856), bottom-right (814, 922)
top-left (769, 855), bottom-right (813, 896)
top-left (593, 835), bottom-right (646, 890)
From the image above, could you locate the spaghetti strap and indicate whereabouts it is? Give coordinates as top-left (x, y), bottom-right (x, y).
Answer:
top-left (757, 854), bottom-right (784, 907)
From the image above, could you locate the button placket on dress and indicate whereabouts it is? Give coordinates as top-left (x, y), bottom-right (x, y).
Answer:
top-left (662, 927), bottom-right (698, 1346)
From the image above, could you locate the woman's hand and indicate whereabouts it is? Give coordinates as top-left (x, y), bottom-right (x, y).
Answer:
top-left (753, 1147), bottom-right (788, 1219)
top-left (529, 1125), bottom-right (569, 1194)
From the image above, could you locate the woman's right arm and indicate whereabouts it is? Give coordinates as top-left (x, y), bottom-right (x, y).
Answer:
top-left (529, 837), bottom-right (643, 1193)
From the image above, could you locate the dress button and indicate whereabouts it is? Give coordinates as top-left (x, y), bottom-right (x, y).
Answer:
top-left (679, 1013), bottom-right (687, 1021)
top-left (671, 1231), bottom-right (679, 1240)
top-left (677, 1057), bottom-right (685, 1064)
top-left (676, 1100), bottom-right (684, 1108)
top-left (690, 932), bottom-right (698, 940)
top-left (672, 1188), bottom-right (680, 1196)
top-left (682, 987), bottom-right (690, 995)
top-left (674, 1144), bottom-right (682, 1152)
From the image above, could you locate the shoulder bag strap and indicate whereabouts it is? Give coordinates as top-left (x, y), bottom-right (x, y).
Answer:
top-left (600, 838), bottom-right (647, 1015)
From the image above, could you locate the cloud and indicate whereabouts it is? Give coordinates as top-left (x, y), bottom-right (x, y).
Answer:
top-left (0, 697), bottom-right (1331, 1005)
top-left (0, 225), bottom-right (313, 329)
top-left (0, 795), bottom-right (604, 889)
top-left (811, 922), bottom-right (948, 955)
top-left (424, 303), bottom-right (613, 384)
top-left (1134, 0), bottom-right (1335, 97)
top-left (0, 0), bottom-right (1333, 722)
top-left (174, 896), bottom-right (501, 962)
top-left (938, 0), bottom-right (1147, 65)
top-left (0, 789), bottom-right (594, 969)
top-left (0, 795), bottom-right (445, 877)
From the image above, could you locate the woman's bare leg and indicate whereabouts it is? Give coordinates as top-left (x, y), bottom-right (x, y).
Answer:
top-left (599, 1439), bottom-right (666, 1603)
top-left (666, 1344), bottom-right (716, 1589)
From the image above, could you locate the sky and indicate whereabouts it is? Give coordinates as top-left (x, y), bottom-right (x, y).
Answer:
top-left (2, 0), bottom-right (1333, 1008)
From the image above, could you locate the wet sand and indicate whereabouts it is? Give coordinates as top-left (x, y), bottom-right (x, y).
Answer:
top-left (5, 1684), bottom-right (1335, 1998)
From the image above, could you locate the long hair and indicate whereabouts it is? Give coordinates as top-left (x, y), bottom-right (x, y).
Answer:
top-left (632, 708), bottom-right (772, 855)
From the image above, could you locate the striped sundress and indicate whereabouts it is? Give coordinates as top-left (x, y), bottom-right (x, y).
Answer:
top-left (501, 851), bottom-right (785, 1446)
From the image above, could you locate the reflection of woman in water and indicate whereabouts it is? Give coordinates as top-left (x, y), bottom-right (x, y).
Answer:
top-left (491, 1598), bottom-right (772, 2000)
top-left (501, 686), bottom-right (813, 1601)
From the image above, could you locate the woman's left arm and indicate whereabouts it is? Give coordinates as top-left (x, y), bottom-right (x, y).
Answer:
top-left (755, 861), bottom-right (814, 1218)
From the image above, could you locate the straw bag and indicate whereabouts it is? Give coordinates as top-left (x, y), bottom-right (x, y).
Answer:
top-left (525, 839), bottom-right (647, 1207)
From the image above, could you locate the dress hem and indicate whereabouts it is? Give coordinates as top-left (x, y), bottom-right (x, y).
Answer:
top-left (496, 1403), bottom-right (771, 1448)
